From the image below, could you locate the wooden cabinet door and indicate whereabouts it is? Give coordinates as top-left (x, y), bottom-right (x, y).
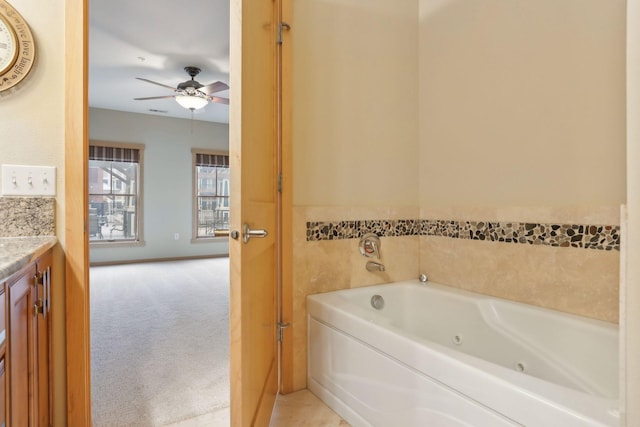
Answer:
top-left (0, 356), bottom-right (6, 427)
top-left (8, 264), bottom-right (36, 427)
top-left (34, 254), bottom-right (51, 427)
top-left (0, 286), bottom-right (5, 427)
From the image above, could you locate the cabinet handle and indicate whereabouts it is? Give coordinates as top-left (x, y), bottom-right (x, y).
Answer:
top-left (34, 271), bottom-right (44, 286)
top-left (34, 267), bottom-right (51, 315)
top-left (46, 267), bottom-right (51, 314)
top-left (33, 300), bottom-right (45, 317)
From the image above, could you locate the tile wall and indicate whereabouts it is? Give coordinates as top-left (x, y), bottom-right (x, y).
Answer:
top-left (292, 205), bottom-right (620, 390)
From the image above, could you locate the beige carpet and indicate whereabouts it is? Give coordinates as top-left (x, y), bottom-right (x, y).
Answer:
top-left (90, 258), bottom-right (230, 426)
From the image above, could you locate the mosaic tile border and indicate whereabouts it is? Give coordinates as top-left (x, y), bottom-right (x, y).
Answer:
top-left (306, 218), bottom-right (620, 251)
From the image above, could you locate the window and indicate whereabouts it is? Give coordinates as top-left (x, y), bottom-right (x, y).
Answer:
top-left (193, 151), bottom-right (230, 239)
top-left (89, 143), bottom-right (144, 244)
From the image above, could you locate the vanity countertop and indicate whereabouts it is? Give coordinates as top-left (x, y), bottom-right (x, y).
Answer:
top-left (0, 236), bottom-right (57, 282)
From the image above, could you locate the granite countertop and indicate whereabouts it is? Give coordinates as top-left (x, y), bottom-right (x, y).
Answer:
top-left (0, 236), bottom-right (57, 283)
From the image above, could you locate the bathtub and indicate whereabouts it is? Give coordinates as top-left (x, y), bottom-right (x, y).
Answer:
top-left (307, 280), bottom-right (619, 427)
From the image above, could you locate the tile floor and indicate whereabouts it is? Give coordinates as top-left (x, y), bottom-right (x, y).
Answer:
top-left (269, 389), bottom-right (350, 426)
top-left (162, 389), bottom-right (348, 427)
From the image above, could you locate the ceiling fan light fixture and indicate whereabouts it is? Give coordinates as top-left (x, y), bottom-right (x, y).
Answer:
top-left (175, 95), bottom-right (209, 110)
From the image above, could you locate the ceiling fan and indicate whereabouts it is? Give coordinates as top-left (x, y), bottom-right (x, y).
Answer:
top-left (134, 66), bottom-right (229, 111)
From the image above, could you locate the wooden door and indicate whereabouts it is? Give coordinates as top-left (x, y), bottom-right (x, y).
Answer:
top-left (229, 0), bottom-right (280, 425)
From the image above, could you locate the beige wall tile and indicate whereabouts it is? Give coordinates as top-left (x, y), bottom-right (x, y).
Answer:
top-left (420, 236), bottom-right (619, 323)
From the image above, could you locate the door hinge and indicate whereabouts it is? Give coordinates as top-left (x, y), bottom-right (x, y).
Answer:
top-left (277, 174), bottom-right (283, 193)
top-left (277, 22), bottom-right (291, 45)
top-left (277, 321), bottom-right (290, 342)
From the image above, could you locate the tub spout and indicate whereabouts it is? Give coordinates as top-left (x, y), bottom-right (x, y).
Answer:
top-left (366, 261), bottom-right (385, 272)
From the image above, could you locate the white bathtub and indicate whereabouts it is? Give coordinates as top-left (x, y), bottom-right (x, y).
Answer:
top-left (307, 280), bottom-right (620, 427)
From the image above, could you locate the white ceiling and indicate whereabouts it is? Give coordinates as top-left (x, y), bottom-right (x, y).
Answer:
top-left (89, 0), bottom-right (230, 124)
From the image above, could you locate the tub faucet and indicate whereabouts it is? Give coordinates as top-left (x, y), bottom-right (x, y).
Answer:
top-left (359, 233), bottom-right (382, 259)
top-left (366, 261), bottom-right (386, 272)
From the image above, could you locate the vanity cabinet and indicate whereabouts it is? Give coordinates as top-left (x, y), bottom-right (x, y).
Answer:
top-left (6, 249), bottom-right (52, 427)
top-left (0, 285), bottom-right (6, 427)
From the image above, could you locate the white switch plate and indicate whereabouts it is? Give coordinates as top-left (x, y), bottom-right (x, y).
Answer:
top-left (2, 164), bottom-right (57, 196)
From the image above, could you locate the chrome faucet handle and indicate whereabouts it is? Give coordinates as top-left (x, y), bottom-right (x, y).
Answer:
top-left (359, 233), bottom-right (381, 259)
top-left (419, 274), bottom-right (428, 283)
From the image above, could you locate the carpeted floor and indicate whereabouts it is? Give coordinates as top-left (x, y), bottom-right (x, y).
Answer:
top-left (90, 258), bottom-right (230, 427)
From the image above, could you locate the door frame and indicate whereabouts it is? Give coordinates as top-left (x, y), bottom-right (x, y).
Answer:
top-left (278, 0), bottom-right (294, 395)
top-left (64, 0), bottom-right (294, 424)
top-left (64, 0), bottom-right (91, 425)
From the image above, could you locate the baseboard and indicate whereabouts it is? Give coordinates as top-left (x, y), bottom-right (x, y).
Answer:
top-left (89, 253), bottom-right (229, 267)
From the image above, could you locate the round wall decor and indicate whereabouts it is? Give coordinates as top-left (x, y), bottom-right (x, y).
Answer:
top-left (0, 0), bottom-right (36, 92)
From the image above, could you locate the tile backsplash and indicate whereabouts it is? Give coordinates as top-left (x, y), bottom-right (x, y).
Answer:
top-left (0, 197), bottom-right (55, 237)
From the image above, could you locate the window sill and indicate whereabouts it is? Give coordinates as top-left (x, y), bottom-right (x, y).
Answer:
top-left (90, 240), bottom-right (146, 248)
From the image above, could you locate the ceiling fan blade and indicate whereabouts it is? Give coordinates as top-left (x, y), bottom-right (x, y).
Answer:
top-left (200, 81), bottom-right (229, 95)
top-left (135, 77), bottom-right (177, 91)
top-left (133, 95), bottom-right (176, 101)
top-left (209, 96), bottom-right (230, 105)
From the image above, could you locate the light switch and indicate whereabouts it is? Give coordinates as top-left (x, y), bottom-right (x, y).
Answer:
top-left (2, 164), bottom-right (56, 196)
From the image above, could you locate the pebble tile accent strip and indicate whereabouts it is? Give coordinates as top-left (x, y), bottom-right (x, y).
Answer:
top-left (0, 197), bottom-right (55, 237)
top-left (306, 219), bottom-right (422, 241)
top-left (306, 218), bottom-right (620, 251)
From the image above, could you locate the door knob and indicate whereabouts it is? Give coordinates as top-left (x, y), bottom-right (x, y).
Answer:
top-left (242, 223), bottom-right (268, 244)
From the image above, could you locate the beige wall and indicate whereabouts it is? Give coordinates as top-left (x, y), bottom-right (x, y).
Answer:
top-left (292, 0), bottom-right (419, 207)
top-left (0, 0), bottom-right (66, 424)
top-left (418, 0), bottom-right (626, 207)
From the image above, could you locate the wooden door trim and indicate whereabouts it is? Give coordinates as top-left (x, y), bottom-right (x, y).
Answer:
top-left (279, 0), bottom-right (294, 394)
top-left (65, 0), bottom-right (91, 425)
